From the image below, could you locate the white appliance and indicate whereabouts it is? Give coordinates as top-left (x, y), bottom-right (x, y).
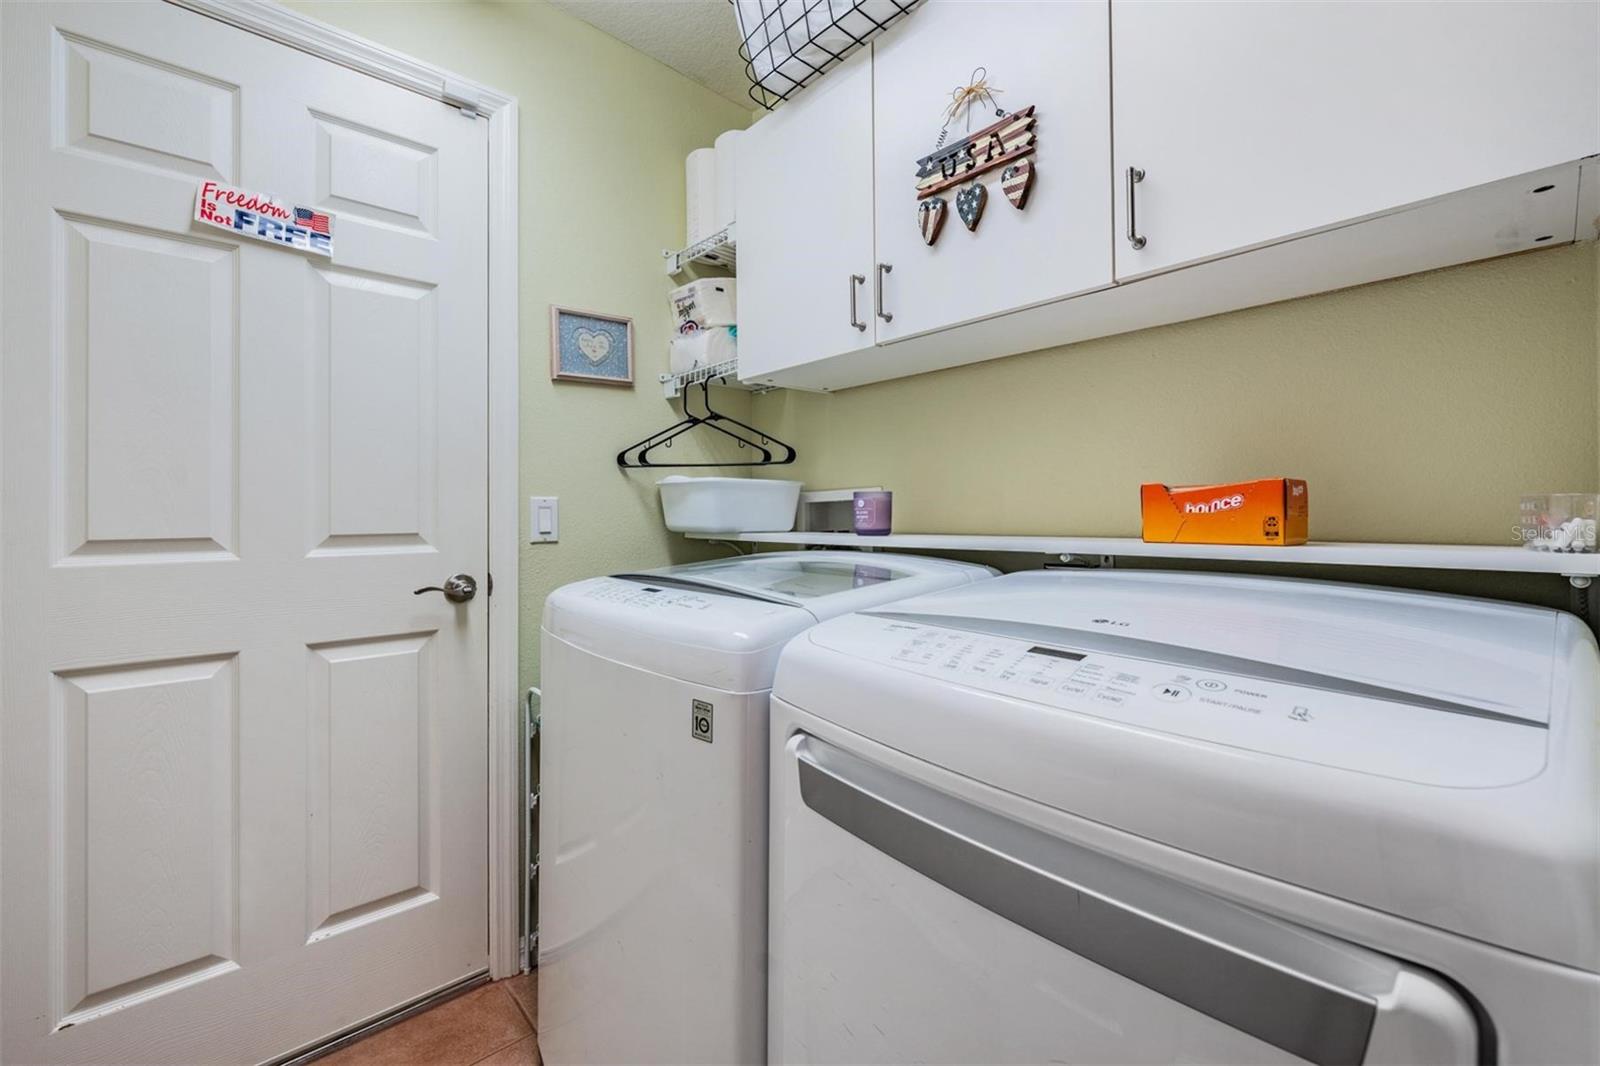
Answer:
top-left (769, 570), bottom-right (1600, 1065)
top-left (537, 551), bottom-right (996, 1065)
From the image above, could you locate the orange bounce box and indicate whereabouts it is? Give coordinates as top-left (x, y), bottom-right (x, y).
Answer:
top-left (1140, 478), bottom-right (1308, 546)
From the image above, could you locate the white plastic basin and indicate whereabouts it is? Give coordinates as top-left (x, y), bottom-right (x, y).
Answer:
top-left (658, 476), bottom-right (802, 534)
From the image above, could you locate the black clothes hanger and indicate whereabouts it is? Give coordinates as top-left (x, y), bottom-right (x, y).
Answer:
top-left (617, 378), bottom-right (797, 469)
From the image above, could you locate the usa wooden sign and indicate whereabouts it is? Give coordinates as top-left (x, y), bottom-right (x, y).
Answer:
top-left (915, 105), bottom-right (1036, 200)
top-left (913, 105), bottom-right (1036, 244)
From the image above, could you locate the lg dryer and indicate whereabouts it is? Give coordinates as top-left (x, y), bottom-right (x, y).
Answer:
top-left (537, 551), bottom-right (995, 1065)
top-left (769, 569), bottom-right (1600, 1065)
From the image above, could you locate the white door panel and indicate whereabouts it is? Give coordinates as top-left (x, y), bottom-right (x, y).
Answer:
top-left (871, 0), bottom-right (1114, 341)
top-left (1112, 0), bottom-right (1600, 278)
top-left (61, 216), bottom-right (239, 556)
top-left (2, 3), bottom-right (490, 1062)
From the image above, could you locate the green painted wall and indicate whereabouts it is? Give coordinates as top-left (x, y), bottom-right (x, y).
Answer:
top-left (754, 242), bottom-right (1600, 546)
top-left (281, 2), bottom-right (1600, 668)
top-left (284, 0), bottom-right (750, 692)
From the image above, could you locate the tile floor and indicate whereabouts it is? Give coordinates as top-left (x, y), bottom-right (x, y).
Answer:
top-left (317, 973), bottom-right (539, 1066)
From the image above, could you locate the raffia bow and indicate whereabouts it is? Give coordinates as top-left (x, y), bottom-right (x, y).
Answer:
top-left (943, 67), bottom-right (1002, 125)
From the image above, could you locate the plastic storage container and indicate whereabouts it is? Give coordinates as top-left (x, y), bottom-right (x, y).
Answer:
top-left (669, 326), bottom-right (737, 375)
top-left (670, 279), bottom-right (737, 333)
top-left (1518, 494), bottom-right (1599, 552)
top-left (659, 476), bottom-right (802, 533)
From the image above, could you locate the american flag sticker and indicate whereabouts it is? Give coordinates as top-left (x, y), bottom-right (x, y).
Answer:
top-left (193, 181), bottom-right (335, 256)
top-left (294, 206), bottom-right (331, 235)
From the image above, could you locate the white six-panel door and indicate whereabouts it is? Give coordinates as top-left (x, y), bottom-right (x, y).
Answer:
top-left (1, 3), bottom-right (491, 1062)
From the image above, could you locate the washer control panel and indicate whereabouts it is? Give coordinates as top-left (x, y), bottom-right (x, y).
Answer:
top-left (818, 616), bottom-right (1546, 786)
top-left (581, 579), bottom-right (716, 611)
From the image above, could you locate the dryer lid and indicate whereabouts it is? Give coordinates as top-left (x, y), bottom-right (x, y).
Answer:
top-left (772, 569), bottom-right (1600, 967)
top-left (863, 569), bottom-right (1557, 724)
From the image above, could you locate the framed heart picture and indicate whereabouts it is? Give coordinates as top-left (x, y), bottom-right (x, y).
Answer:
top-left (550, 306), bottom-right (634, 385)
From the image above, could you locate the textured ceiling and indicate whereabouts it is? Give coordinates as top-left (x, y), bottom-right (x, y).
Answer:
top-left (547, 0), bottom-right (754, 109)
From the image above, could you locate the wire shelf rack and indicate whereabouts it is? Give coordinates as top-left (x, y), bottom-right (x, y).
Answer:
top-left (734, 0), bottom-right (922, 109)
top-left (663, 224), bottom-right (737, 277)
top-left (659, 356), bottom-right (769, 399)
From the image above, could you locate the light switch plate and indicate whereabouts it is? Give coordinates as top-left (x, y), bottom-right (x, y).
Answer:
top-left (530, 496), bottom-right (558, 543)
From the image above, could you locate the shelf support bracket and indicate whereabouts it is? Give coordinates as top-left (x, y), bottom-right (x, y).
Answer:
top-left (1053, 554), bottom-right (1115, 569)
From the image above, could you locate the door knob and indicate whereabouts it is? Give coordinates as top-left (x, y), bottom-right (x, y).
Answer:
top-left (414, 574), bottom-right (478, 603)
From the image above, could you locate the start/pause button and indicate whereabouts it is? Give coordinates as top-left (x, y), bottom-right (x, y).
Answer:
top-left (1153, 683), bottom-right (1191, 702)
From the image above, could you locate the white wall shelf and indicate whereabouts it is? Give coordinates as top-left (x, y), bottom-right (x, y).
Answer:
top-left (685, 530), bottom-right (1600, 582)
top-left (659, 356), bottom-right (771, 399)
top-left (664, 224), bottom-right (736, 277)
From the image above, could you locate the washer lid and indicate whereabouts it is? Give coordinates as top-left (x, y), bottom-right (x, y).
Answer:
top-left (623, 551), bottom-right (996, 621)
top-left (542, 552), bottom-right (995, 692)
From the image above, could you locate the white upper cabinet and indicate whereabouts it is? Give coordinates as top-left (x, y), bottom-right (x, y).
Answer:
top-left (1112, 0), bottom-right (1600, 279)
top-left (870, 0), bottom-right (1113, 341)
top-left (735, 1), bottom-right (1598, 391)
top-left (737, 48), bottom-right (876, 382)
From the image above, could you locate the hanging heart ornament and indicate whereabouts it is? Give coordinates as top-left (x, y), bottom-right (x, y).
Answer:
top-left (918, 198), bottom-right (948, 246)
top-left (1001, 159), bottom-right (1034, 210)
top-left (956, 182), bottom-right (986, 231)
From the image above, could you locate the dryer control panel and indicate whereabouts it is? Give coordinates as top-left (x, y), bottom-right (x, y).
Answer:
top-left (816, 615), bottom-right (1548, 787)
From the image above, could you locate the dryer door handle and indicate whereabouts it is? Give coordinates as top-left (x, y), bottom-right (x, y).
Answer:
top-left (788, 733), bottom-right (1478, 1066)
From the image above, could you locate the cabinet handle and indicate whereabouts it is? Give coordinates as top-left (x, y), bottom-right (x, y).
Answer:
top-left (1126, 166), bottom-right (1147, 250)
top-left (875, 263), bottom-right (893, 323)
top-left (849, 273), bottom-right (867, 332)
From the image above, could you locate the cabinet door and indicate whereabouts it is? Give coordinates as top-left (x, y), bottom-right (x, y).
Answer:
top-left (871, 0), bottom-right (1113, 342)
top-left (737, 48), bottom-right (876, 383)
top-left (1113, 0), bottom-right (1600, 279)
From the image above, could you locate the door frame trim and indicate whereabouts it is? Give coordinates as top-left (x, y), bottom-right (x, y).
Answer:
top-left (164, 0), bottom-right (524, 981)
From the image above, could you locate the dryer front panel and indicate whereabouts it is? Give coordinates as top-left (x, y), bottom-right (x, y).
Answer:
top-left (768, 711), bottom-right (1479, 1066)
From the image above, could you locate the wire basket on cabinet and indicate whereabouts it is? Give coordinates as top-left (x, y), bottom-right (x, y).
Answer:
top-left (734, 0), bottom-right (922, 109)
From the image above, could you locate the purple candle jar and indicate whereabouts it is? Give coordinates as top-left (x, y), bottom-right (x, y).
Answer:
top-left (852, 490), bottom-right (893, 536)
